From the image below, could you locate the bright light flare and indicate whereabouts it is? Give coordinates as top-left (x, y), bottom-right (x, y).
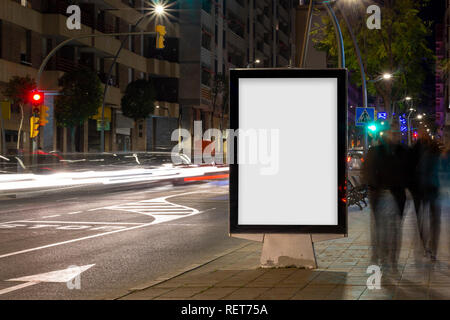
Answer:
top-left (155, 4), bottom-right (165, 15)
top-left (383, 73), bottom-right (392, 80)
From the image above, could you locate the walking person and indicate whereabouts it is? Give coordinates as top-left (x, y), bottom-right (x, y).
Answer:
top-left (409, 132), bottom-right (441, 262)
top-left (363, 122), bottom-right (408, 273)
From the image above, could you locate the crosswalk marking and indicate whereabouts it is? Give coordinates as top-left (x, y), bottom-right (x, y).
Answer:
top-left (103, 195), bottom-right (201, 224)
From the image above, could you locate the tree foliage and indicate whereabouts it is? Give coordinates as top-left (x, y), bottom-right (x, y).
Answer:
top-left (312, 0), bottom-right (434, 116)
top-left (121, 79), bottom-right (156, 121)
top-left (2, 75), bottom-right (37, 151)
top-left (2, 75), bottom-right (36, 105)
top-left (55, 68), bottom-right (102, 128)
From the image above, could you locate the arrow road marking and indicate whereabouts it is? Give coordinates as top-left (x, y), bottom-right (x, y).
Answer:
top-left (0, 264), bottom-right (95, 296)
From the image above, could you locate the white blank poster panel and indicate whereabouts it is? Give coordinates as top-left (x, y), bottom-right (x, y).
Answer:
top-left (238, 78), bottom-right (338, 226)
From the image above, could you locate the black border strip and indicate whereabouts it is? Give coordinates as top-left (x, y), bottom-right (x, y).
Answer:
top-left (229, 68), bottom-right (348, 234)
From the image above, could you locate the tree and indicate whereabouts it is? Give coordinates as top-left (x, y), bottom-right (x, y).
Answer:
top-left (312, 0), bottom-right (434, 120)
top-left (210, 74), bottom-right (229, 131)
top-left (121, 79), bottom-right (156, 121)
top-left (55, 68), bottom-right (102, 152)
top-left (2, 75), bottom-right (36, 151)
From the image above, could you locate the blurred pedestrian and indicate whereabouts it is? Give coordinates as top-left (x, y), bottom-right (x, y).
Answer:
top-left (409, 132), bottom-right (441, 262)
top-left (363, 122), bottom-right (408, 273)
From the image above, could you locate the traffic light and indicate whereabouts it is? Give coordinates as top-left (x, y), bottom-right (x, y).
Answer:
top-left (39, 105), bottom-right (49, 126)
top-left (367, 123), bottom-right (378, 132)
top-left (156, 24), bottom-right (166, 49)
top-left (30, 90), bottom-right (44, 106)
top-left (30, 116), bottom-right (40, 139)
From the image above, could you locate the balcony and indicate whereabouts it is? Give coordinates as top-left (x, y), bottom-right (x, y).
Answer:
top-left (278, 4), bottom-right (289, 21)
top-left (201, 47), bottom-right (213, 67)
top-left (201, 9), bottom-right (213, 27)
top-left (263, 43), bottom-right (271, 56)
top-left (227, 30), bottom-right (245, 51)
top-left (278, 29), bottom-right (289, 45)
top-left (227, 0), bottom-right (247, 21)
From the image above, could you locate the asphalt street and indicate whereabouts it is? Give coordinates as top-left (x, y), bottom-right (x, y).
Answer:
top-left (0, 180), bottom-right (246, 299)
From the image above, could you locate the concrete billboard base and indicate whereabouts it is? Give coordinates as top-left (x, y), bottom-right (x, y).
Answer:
top-left (230, 233), bottom-right (346, 269)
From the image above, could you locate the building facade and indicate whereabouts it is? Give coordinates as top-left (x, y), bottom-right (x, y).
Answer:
top-left (443, 0), bottom-right (450, 149)
top-left (0, 0), bottom-right (180, 155)
top-left (179, 0), bottom-right (296, 136)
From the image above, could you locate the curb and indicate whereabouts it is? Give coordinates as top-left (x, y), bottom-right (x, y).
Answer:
top-left (113, 242), bottom-right (255, 300)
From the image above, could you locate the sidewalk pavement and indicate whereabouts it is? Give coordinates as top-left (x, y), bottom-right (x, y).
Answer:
top-left (118, 198), bottom-right (450, 300)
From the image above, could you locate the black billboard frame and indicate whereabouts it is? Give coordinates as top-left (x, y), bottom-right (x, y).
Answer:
top-left (229, 68), bottom-right (348, 234)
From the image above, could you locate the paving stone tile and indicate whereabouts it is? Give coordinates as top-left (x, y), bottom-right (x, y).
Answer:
top-left (190, 287), bottom-right (238, 300)
top-left (158, 287), bottom-right (211, 299)
top-left (222, 287), bottom-right (270, 300)
top-left (120, 288), bottom-right (172, 300)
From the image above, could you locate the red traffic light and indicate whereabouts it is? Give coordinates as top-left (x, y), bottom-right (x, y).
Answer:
top-left (30, 90), bottom-right (44, 105)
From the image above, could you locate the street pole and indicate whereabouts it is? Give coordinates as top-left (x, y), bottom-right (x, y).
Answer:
top-left (100, 15), bottom-right (151, 153)
top-left (407, 109), bottom-right (414, 147)
top-left (323, 2), bottom-right (345, 68)
top-left (0, 105), bottom-right (5, 155)
top-left (299, 0), bottom-right (314, 68)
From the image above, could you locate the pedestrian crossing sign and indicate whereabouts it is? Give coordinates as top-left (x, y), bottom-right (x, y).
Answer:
top-left (355, 107), bottom-right (375, 127)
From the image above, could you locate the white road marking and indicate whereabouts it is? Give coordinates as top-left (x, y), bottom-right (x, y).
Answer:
top-left (0, 190), bottom-right (215, 260)
top-left (56, 197), bottom-right (78, 202)
top-left (0, 282), bottom-right (37, 295)
top-left (13, 220), bottom-right (145, 226)
top-left (42, 215), bottom-right (61, 218)
top-left (0, 264), bottom-right (95, 296)
top-left (67, 211), bottom-right (82, 215)
top-left (0, 219), bottom-right (33, 225)
top-left (0, 221), bottom-right (157, 259)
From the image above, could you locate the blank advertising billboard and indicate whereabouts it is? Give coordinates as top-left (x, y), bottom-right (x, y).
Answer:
top-left (229, 69), bottom-right (347, 234)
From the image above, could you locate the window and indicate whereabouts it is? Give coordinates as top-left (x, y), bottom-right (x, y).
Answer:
top-left (20, 29), bottom-right (31, 66)
top-left (202, 0), bottom-right (212, 13)
top-left (5, 130), bottom-right (18, 143)
top-left (201, 67), bottom-right (212, 86)
top-left (128, 68), bottom-right (134, 83)
top-left (0, 20), bottom-right (2, 59)
top-left (202, 30), bottom-right (212, 50)
top-left (129, 25), bottom-right (136, 52)
top-left (215, 24), bottom-right (218, 45)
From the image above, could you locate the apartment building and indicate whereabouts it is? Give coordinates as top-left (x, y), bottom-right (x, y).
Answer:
top-left (179, 0), bottom-right (296, 135)
top-left (0, 0), bottom-right (180, 154)
top-left (443, 0), bottom-right (450, 148)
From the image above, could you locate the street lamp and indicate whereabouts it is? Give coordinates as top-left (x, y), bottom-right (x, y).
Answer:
top-left (383, 73), bottom-right (393, 80)
top-left (246, 59), bottom-right (261, 68)
top-left (154, 4), bottom-right (165, 15)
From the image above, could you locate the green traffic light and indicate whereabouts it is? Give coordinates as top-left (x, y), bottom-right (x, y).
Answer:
top-left (368, 124), bottom-right (377, 132)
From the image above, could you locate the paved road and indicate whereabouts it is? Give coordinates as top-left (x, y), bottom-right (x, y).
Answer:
top-left (0, 180), bottom-right (246, 299)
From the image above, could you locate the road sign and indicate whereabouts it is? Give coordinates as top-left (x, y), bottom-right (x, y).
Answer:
top-left (355, 107), bottom-right (375, 126)
top-left (0, 264), bottom-right (95, 295)
top-left (377, 112), bottom-right (387, 120)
